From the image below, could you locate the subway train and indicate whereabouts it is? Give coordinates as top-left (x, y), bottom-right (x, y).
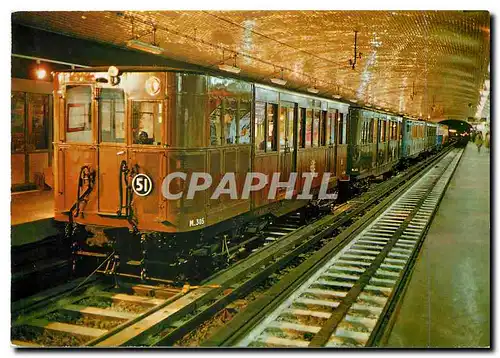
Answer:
top-left (52, 66), bottom-right (448, 279)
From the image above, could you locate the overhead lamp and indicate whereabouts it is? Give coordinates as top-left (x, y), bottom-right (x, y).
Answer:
top-left (376, 106), bottom-right (382, 110)
top-left (270, 68), bottom-right (287, 86)
top-left (35, 59), bottom-right (46, 80)
top-left (218, 63), bottom-right (241, 74)
top-left (365, 103), bottom-right (372, 107)
top-left (307, 87), bottom-right (319, 94)
top-left (127, 39), bottom-right (164, 55)
top-left (218, 51), bottom-right (241, 74)
top-left (350, 99), bottom-right (358, 103)
top-left (270, 77), bottom-right (287, 86)
top-left (333, 94), bottom-right (342, 99)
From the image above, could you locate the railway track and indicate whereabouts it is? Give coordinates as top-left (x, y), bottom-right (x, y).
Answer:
top-left (11, 281), bottom-right (184, 347)
top-left (11, 146), bottom-right (457, 347)
top-left (214, 148), bottom-right (463, 348)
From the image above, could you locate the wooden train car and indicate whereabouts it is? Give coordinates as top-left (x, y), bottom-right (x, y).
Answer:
top-left (347, 107), bottom-right (402, 179)
top-left (53, 66), bottom-right (349, 239)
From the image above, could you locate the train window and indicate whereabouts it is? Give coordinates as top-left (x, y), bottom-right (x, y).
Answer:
top-left (338, 113), bottom-right (345, 144)
top-left (305, 109), bottom-right (313, 148)
top-left (287, 107), bottom-right (294, 150)
top-left (267, 103), bottom-right (278, 151)
top-left (223, 97), bottom-right (238, 144)
top-left (360, 120), bottom-right (365, 144)
top-left (66, 86), bottom-right (92, 143)
top-left (371, 119), bottom-right (377, 143)
top-left (380, 120), bottom-right (386, 142)
top-left (11, 92), bottom-right (26, 152)
top-left (320, 110), bottom-right (328, 146)
top-left (298, 108), bottom-right (306, 148)
top-left (329, 110), bottom-right (336, 145)
top-left (209, 97), bottom-right (222, 146)
top-left (279, 106), bottom-right (287, 149)
top-left (132, 101), bottom-right (162, 145)
top-left (279, 104), bottom-right (295, 150)
top-left (313, 110), bottom-right (320, 146)
top-left (99, 88), bottom-right (125, 143)
top-left (239, 99), bottom-right (251, 144)
top-left (255, 101), bottom-right (266, 151)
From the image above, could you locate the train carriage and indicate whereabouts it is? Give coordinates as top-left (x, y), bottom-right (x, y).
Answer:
top-left (347, 107), bottom-right (402, 179)
top-left (425, 122), bottom-right (439, 152)
top-left (402, 118), bottom-right (426, 158)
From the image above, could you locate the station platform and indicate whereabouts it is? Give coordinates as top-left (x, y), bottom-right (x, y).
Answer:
top-left (385, 143), bottom-right (490, 348)
top-left (11, 189), bottom-right (58, 247)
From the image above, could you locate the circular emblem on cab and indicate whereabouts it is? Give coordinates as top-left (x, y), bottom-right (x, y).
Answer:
top-left (132, 173), bottom-right (153, 197)
top-left (145, 76), bottom-right (161, 96)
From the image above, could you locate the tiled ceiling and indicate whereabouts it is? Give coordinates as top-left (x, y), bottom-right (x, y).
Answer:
top-left (12, 10), bottom-right (490, 120)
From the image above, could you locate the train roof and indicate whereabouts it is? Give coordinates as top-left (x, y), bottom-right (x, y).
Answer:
top-left (53, 67), bottom-right (451, 125)
top-left (54, 65), bottom-right (205, 74)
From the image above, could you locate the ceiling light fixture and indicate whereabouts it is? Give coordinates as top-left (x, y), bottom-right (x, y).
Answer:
top-left (350, 99), bottom-right (358, 103)
top-left (218, 63), bottom-right (241, 74)
top-left (270, 68), bottom-right (287, 86)
top-left (126, 25), bottom-right (164, 55)
top-left (333, 94), bottom-right (342, 99)
top-left (127, 39), bottom-right (164, 55)
top-left (307, 87), bottom-right (319, 94)
top-left (376, 106), bottom-right (382, 110)
top-left (365, 103), bottom-right (372, 107)
top-left (218, 50), bottom-right (241, 74)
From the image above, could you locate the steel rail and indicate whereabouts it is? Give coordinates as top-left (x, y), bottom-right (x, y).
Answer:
top-left (230, 149), bottom-right (463, 347)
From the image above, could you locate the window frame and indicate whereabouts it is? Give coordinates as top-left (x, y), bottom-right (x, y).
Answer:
top-left (266, 103), bottom-right (278, 152)
top-left (254, 100), bottom-right (267, 152)
top-left (98, 88), bottom-right (126, 144)
top-left (130, 99), bottom-right (164, 146)
top-left (64, 84), bottom-right (94, 144)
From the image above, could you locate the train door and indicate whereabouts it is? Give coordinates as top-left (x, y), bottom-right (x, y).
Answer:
top-left (96, 88), bottom-right (128, 215)
top-left (279, 102), bottom-right (297, 185)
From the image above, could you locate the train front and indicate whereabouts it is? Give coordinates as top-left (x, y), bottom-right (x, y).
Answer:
top-left (53, 66), bottom-right (252, 281)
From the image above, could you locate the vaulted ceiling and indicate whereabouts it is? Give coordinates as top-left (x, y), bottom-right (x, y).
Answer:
top-left (12, 10), bottom-right (490, 120)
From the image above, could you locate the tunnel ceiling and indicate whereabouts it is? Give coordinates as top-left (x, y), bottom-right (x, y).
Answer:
top-left (12, 10), bottom-right (490, 120)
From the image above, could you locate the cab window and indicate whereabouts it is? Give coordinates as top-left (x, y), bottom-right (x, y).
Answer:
top-left (66, 86), bottom-right (92, 143)
top-left (99, 88), bottom-right (125, 143)
top-left (132, 101), bottom-right (162, 145)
